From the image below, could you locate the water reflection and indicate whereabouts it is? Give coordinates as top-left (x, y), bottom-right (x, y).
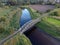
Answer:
top-left (20, 9), bottom-right (31, 27)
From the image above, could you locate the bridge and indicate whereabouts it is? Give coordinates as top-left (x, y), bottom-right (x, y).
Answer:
top-left (0, 17), bottom-right (40, 45)
top-left (0, 14), bottom-right (60, 45)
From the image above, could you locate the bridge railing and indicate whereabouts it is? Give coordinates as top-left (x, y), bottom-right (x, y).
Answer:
top-left (0, 18), bottom-right (40, 45)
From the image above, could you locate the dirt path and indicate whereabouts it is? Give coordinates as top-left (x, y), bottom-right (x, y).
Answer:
top-left (24, 26), bottom-right (60, 45)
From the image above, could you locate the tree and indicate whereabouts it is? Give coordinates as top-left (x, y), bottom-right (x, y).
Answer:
top-left (7, 0), bottom-right (17, 5)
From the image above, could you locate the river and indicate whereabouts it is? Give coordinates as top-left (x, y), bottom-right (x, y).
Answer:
top-left (24, 26), bottom-right (60, 45)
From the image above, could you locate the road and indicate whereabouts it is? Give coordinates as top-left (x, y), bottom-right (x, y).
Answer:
top-left (24, 26), bottom-right (60, 45)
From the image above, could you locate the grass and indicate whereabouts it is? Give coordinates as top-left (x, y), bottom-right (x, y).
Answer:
top-left (27, 7), bottom-right (41, 19)
top-left (4, 33), bottom-right (31, 45)
top-left (45, 17), bottom-right (60, 27)
top-left (0, 8), bottom-right (11, 17)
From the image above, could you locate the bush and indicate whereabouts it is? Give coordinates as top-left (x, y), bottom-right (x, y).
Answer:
top-left (36, 11), bottom-right (39, 13)
top-left (0, 26), bottom-right (5, 33)
top-left (46, 9), bottom-right (51, 12)
top-left (55, 4), bottom-right (60, 8)
top-left (0, 3), bottom-right (2, 7)
top-left (46, 2), bottom-right (52, 5)
top-left (53, 12), bottom-right (58, 16)
top-left (50, 11), bottom-right (58, 16)
top-left (20, 6), bottom-right (25, 9)
top-left (0, 16), bottom-right (6, 22)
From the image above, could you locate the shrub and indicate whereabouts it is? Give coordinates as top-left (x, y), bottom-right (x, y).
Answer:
top-left (46, 2), bottom-right (52, 5)
top-left (20, 7), bottom-right (25, 9)
top-left (53, 12), bottom-right (58, 16)
top-left (4, 6), bottom-right (10, 9)
top-left (36, 11), bottom-right (39, 13)
top-left (55, 4), bottom-right (60, 8)
top-left (46, 9), bottom-right (51, 12)
top-left (0, 16), bottom-right (6, 22)
top-left (50, 11), bottom-right (58, 16)
top-left (0, 26), bottom-right (5, 33)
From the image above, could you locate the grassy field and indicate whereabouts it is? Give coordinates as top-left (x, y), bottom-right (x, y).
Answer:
top-left (0, 6), bottom-right (32, 45)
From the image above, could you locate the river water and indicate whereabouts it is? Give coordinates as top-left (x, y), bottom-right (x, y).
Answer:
top-left (20, 9), bottom-right (31, 27)
top-left (24, 26), bottom-right (60, 45)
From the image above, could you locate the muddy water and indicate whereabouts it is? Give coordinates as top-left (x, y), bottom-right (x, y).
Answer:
top-left (24, 26), bottom-right (60, 45)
